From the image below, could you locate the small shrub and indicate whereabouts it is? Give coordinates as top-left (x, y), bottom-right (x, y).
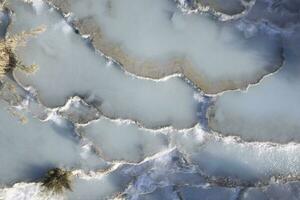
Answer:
top-left (0, 26), bottom-right (45, 76)
top-left (41, 168), bottom-right (72, 194)
top-left (0, 0), bottom-right (7, 10)
top-left (0, 43), bottom-right (13, 76)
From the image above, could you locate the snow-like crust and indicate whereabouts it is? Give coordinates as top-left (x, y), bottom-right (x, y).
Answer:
top-left (0, 0), bottom-right (300, 199)
top-left (46, 0), bottom-right (283, 94)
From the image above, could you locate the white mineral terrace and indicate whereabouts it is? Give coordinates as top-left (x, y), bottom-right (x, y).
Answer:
top-left (0, 0), bottom-right (300, 199)
top-left (209, 27), bottom-right (300, 143)
top-left (9, 0), bottom-right (201, 129)
top-left (47, 0), bottom-right (283, 93)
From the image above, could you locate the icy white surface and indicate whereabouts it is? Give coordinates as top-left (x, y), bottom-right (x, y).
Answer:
top-left (77, 117), bottom-right (169, 162)
top-left (1, 0), bottom-right (300, 199)
top-left (0, 99), bottom-right (106, 185)
top-left (47, 0), bottom-right (283, 93)
top-left (78, 117), bottom-right (300, 182)
top-left (170, 128), bottom-right (300, 181)
top-left (210, 28), bottom-right (300, 143)
top-left (2, 150), bottom-right (300, 200)
top-left (57, 96), bottom-right (100, 124)
top-left (10, 0), bottom-right (200, 129)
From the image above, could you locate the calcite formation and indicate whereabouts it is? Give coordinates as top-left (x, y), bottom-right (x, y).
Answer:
top-left (0, 0), bottom-right (299, 199)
